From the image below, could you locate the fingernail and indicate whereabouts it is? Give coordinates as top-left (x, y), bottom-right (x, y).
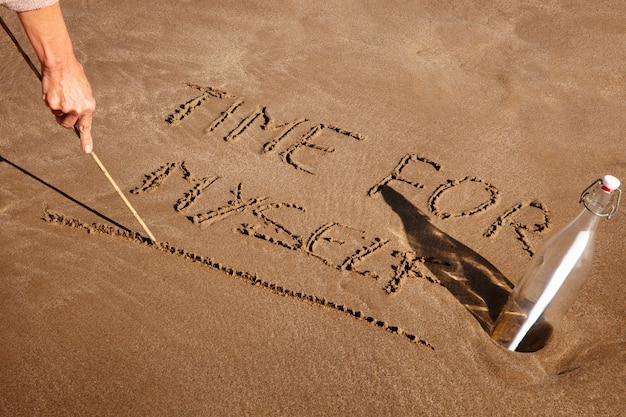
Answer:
top-left (84, 144), bottom-right (92, 154)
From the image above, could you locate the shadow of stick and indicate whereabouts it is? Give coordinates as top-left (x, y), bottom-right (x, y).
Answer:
top-left (380, 185), bottom-right (512, 332)
top-left (1, 155), bottom-right (132, 233)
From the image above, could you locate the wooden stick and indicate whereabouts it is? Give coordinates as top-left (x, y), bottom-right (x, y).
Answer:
top-left (90, 151), bottom-right (157, 243)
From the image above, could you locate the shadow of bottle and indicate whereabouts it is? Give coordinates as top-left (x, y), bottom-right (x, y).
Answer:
top-left (380, 185), bottom-right (513, 333)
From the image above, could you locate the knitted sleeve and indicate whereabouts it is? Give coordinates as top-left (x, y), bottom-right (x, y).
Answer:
top-left (1, 0), bottom-right (59, 12)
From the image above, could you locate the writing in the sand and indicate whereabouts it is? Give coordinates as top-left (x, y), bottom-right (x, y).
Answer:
top-left (130, 155), bottom-right (550, 295)
top-left (158, 84), bottom-right (551, 293)
top-left (165, 83), bottom-right (364, 175)
top-left (43, 83), bottom-right (552, 348)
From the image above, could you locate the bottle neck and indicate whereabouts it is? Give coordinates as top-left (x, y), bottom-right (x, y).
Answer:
top-left (571, 185), bottom-right (615, 232)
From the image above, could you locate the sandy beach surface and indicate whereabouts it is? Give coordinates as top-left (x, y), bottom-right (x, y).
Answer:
top-left (1, 1), bottom-right (624, 415)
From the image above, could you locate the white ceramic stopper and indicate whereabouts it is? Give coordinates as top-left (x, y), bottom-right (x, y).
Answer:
top-left (602, 175), bottom-right (620, 192)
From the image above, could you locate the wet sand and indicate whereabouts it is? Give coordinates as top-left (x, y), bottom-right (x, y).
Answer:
top-left (1, 1), bottom-right (625, 415)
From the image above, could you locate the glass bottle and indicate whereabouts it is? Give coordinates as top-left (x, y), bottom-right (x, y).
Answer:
top-left (490, 175), bottom-right (621, 352)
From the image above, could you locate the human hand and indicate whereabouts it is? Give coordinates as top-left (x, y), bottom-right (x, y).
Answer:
top-left (41, 58), bottom-right (96, 154)
top-left (17, 2), bottom-right (96, 154)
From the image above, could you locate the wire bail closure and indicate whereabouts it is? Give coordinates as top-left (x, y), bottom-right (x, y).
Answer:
top-left (580, 178), bottom-right (621, 219)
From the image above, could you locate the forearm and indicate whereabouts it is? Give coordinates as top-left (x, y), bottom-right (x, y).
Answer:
top-left (17, 2), bottom-right (75, 72)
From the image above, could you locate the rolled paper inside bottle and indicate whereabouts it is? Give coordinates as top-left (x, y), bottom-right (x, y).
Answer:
top-left (508, 230), bottom-right (590, 351)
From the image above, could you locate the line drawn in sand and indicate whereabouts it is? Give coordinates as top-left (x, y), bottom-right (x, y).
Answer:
top-left (43, 209), bottom-right (434, 350)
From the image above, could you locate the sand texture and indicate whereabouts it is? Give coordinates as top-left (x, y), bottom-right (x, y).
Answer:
top-left (1, 1), bottom-right (625, 415)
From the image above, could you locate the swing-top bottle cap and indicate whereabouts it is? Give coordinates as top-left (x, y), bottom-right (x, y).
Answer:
top-left (601, 175), bottom-right (620, 192)
top-left (581, 175), bottom-right (621, 219)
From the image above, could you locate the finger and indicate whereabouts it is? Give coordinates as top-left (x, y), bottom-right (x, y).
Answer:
top-left (75, 113), bottom-right (93, 154)
top-left (55, 113), bottom-right (79, 129)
